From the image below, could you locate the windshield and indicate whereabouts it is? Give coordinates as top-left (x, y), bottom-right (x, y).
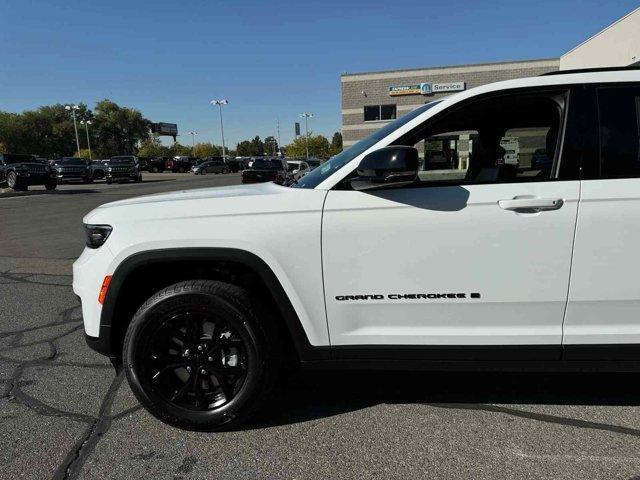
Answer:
top-left (294, 102), bottom-right (440, 188)
top-left (4, 154), bottom-right (39, 164)
top-left (60, 157), bottom-right (86, 165)
top-left (252, 159), bottom-right (281, 170)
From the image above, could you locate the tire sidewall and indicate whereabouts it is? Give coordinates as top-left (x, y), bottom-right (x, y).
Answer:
top-left (123, 282), bottom-right (272, 431)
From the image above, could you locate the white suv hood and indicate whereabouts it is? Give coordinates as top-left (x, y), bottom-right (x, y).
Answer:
top-left (83, 181), bottom-right (324, 225)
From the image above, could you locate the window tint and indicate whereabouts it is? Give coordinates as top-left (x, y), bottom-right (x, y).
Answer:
top-left (364, 105), bottom-right (396, 122)
top-left (598, 87), bottom-right (640, 179)
top-left (395, 91), bottom-right (565, 187)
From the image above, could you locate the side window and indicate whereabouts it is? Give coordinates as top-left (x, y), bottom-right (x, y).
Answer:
top-left (598, 87), bottom-right (640, 178)
top-left (398, 91), bottom-right (565, 186)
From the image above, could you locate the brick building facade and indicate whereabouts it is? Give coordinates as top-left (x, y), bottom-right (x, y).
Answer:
top-left (341, 58), bottom-right (559, 148)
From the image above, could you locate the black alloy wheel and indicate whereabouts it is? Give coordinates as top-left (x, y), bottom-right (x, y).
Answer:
top-left (124, 280), bottom-right (281, 431)
top-left (138, 312), bottom-right (249, 411)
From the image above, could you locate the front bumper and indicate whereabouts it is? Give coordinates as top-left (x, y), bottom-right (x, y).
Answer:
top-left (106, 171), bottom-right (137, 180)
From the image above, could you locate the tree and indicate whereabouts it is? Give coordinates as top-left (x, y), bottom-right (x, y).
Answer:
top-left (285, 134), bottom-right (331, 159)
top-left (138, 135), bottom-right (168, 159)
top-left (330, 132), bottom-right (343, 156)
top-left (193, 142), bottom-right (220, 158)
top-left (264, 136), bottom-right (278, 156)
top-left (236, 140), bottom-right (252, 157)
top-left (249, 136), bottom-right (264, 156)
top-left (168, 142), bottom-right (191, 157)
top-left (93, 99), bottom-right (150, 158)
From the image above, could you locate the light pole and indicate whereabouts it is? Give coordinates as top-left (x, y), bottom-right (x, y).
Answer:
top-left (188, 131), bottom-right (198, 155)
top-left (210, 99), bottom-right (228, 158)
top-left (65, 105), bottom-right (81, 154)
top-left (80, 120), bottom-right (92, 159)
top-left (299, 113), bottom-right (313, 160)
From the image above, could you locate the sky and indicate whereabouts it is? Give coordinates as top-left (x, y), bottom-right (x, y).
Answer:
top-left (0, 0), bottom-right (638, 148)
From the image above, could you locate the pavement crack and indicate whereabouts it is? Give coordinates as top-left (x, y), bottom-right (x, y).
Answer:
top-left (430, 403), bottom-right (640, 438)
top-left (52, 373), bottom-right (124, 480)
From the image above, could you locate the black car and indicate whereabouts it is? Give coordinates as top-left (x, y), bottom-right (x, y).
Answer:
top-left (191, 157), bottom-right (229, 174)
top-left (145, 157), bottom-right (167, 173)
top-left (52, 157), bottom-right (93, 184)
top-left (0, 154), bottom-right (57, 191)
top-left (241, 158), bottom-right (288, 184)
top-left (105, 156), bottom-right (142, 184)
top-left (166, 156), bottom-right (200, 173)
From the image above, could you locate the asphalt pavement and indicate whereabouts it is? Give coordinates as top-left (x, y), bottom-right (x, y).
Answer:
top-left (2, 173), bottom-right (640, 479)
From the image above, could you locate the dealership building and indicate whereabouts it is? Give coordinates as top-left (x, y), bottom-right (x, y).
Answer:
top-left (341, 7), bottom-right (640, 148)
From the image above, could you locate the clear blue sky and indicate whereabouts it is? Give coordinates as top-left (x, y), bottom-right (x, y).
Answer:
top-left (0, 0), bottom-right (637, 147)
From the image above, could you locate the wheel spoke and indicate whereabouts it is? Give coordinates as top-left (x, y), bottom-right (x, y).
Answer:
top-left (151, 362), bottom-right (189, 382)
top-left (170, 373), bottom-right (194, 402)
top-left (193, 374), bottom-right (208, 410)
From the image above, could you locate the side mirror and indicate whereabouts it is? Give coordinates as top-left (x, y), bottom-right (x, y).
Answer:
top-left (351, 146), bottom-right (419, 191)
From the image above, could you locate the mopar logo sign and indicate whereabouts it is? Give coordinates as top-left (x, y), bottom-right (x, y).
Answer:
top-left (420, 83), bottom-right (432, 95)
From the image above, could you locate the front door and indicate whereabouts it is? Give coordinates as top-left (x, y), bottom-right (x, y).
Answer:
top-left (322, 88), bottom-right (580, 360)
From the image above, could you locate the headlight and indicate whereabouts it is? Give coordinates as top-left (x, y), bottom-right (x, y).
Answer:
top-left (107, 167), bottom-right (112, 172)
top-left (84, 224), bottom-right (112, 249)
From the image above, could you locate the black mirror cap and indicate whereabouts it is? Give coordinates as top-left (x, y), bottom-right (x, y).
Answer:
top-left (352, 146), bottom-right (419, 191)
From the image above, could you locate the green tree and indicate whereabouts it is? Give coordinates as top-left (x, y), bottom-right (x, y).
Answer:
top-left (193, 142), bottom-right (221, 158)
top-left (93, 99), bottom-right (150, 157)
top-left (236, 140), bottom-right (252, 156)
top-left (285, 134), bottom-right (331, 159)
top-left (330, 131), bottom-right (343, 156)
top-left (75, 148), bottom-right (92, 158)
top-left (168, 142), bottom-right (191, 157)
top-left (138, 135), bottom-right (167, 158)
top-left (249, 136), bottom-right (264, 156)
top-left (264, 136), bottom-right (278, 156)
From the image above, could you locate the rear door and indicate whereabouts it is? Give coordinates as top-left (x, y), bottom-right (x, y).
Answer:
top-left (564, 84), bottom-right (640, 357)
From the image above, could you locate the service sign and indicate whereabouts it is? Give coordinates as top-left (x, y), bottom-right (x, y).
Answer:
top-left (431, 82), bottom-right (466, 93)
top-left (389, 84), bottom-right (422, 96)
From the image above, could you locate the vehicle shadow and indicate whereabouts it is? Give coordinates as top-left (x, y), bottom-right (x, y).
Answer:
top-left (246, 369), bottom-right (640, 430)
top-left (0, 189), bottom-right (101, 198)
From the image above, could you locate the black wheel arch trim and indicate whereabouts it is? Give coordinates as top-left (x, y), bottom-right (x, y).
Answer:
top-left (97, 247), bottom-right (330, 363)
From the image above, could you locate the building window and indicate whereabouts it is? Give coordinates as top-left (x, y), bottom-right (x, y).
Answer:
top-left (364, 105), bottom-right (396, 122)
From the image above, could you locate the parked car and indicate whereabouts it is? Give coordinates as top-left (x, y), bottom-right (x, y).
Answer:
top-left (105, 155), bottom-right (142, 184)
top-left (136, 157), bottom-right (150, 172)
top-left (52, 157), bottom-right (93, 184)
top-left (286, 160), bottom-right (310, 181)
top-left (91, 160), bottom-right (109, 180)
top-left (75, 67), bottom-right (640, 432)
top-left (0, 154), bottom-right (57, 191)
top-left (225, 157), bottom-right (243, 172)
top-left (191, 157), bottom-right (230, 175)
top-left (145, 157), bottom-right (167, 173)
top-left (166, 156), bottom-right (199, 173)
top-left (241, 158), bottom-right (288, 184)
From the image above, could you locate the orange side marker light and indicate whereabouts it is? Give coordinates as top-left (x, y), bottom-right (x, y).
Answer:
top-left (98, 275), bottom-right (112, 304)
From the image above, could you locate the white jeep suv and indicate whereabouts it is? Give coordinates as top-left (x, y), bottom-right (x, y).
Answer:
top-left (74, 67), bottom-right (640, 430)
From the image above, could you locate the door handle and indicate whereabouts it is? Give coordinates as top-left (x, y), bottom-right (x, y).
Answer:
top-left (498, 197), bottom-right (564, 213)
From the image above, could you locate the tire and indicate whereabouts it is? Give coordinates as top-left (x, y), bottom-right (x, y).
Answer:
top-left (7, 171), bottom-right (18, 190)
top-left (123, 280), bottom-right (282, 431)
top-left (106, 178), bottom-right (113, 185)
top-left (44, 179), bottom-right (57, 191)
top-left (223, 168), bottom-right (229, 174)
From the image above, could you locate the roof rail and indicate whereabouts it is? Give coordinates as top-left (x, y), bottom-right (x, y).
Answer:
top-left (542, 65), bottom-right (640, 76)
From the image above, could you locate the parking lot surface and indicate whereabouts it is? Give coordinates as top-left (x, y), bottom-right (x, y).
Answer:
top-left (3, 173), bottom-right (640, 480)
